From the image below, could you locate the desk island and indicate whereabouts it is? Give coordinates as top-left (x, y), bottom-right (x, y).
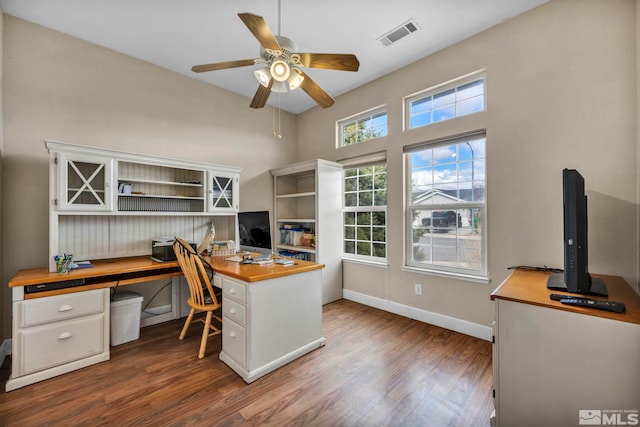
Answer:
top-left (6, 255), bottom-right (325, 391)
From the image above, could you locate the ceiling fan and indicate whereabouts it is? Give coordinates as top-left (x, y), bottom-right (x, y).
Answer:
top-left (191, 8), bottom-right (359, 109)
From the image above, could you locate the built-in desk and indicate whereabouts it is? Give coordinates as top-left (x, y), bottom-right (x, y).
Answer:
top-left (490, 270), bottom-right (640, 426)
top-left (7, 255), bottom-right (325, 391)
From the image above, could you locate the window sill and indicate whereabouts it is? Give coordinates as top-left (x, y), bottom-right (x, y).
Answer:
top-left (401, 266), bottom-right (490, 284)
top-left (342, 257), bottom-right (388, 269)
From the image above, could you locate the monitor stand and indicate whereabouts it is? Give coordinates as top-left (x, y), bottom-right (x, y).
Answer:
top-left (546, 272), bottom-right (608, 297)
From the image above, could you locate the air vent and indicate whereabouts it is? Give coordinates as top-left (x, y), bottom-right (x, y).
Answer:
top-left (377, 19), bottom-right (420, 47)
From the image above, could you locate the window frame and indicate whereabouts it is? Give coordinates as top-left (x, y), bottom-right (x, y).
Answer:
top-left (337, 105), bottom-right (388, 148)
top-left (403, 71), bottom-right (486, 131)
top-left (342, 162), bottom-right (388, 263)
top-left (404, 130), bottom-right (488, 282)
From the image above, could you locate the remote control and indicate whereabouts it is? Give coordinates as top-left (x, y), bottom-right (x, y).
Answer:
top-left (549, 294), bottom-right (626, 313)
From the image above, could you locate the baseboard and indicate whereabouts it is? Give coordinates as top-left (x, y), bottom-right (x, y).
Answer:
top-left (342, 289), bottom-right (492, 341)
top-left (1, 339), bottom-right (12, 366)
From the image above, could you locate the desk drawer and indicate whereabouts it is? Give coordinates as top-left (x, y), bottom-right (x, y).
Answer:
top-left (223, 298), bottom-right (246, 325)
top-left (17, 289), bottom-right (107, 328)
top-left (16, 314), bottom-right (106, 376)
top-left (222, 317), bottom-right (246, 368)
top-left (222, 277), bottom-right (247, 304)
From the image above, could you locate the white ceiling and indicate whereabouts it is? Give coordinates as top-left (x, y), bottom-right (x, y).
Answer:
top-left (0, 0), bottom-right (548, 114)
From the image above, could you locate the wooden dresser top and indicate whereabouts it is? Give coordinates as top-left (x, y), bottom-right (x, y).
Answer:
top-left (491, 270), bottom-right (640, 325)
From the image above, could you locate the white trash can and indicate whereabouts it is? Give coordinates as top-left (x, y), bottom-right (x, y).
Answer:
top-left (110, 291), bottom-right (144, 346)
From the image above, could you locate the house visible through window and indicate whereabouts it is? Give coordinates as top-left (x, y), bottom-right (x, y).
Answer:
top-left (338, 106), bottom-right (388, 147)
top-left (343, 163), bottom-right (387, 260)
top-left (404, 131), bottom-right (487, 279)
top-left (405, 72), bottom-right (485, 130)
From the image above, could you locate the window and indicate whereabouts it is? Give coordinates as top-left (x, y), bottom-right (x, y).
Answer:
top-left (405, 131), bottom-right (487, 279)
top-left (338, 106), bottom-right (388, 147)
top-left (405, 72), bottom-right (485, 130)
top-left (343, 163), bottom-right (387, 260)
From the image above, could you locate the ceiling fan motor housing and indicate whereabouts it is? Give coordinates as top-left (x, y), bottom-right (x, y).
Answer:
top-left (262, 35), bottom-right (299, 62)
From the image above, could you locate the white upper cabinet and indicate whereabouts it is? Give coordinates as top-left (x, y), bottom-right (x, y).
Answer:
top-left (55, 152), bottom-right (114, 212)
top-left (46, 140), bottom-right (241, 215)
top-left (207, 171), bottom-right (239, 213)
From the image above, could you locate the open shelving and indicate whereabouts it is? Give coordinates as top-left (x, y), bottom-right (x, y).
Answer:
top-left (271, 159), bottom-right (343, 304)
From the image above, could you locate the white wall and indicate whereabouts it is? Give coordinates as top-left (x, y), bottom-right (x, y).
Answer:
top-left (296, 0), bottom-right (639, 328)
top-left (0, 15), bottom-right (297, 340)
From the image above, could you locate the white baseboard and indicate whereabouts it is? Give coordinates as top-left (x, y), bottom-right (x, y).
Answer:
top-left (342, 289), bottom-right (492, 341)
top-left (1, 339), bottom-right (12, 358)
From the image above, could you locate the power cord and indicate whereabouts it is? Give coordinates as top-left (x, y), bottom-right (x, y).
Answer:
top-left (508, 265), bottom-right (563, 273)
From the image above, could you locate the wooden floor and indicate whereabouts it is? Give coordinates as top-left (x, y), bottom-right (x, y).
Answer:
top-left (0, 299), bottom-right (494, 426)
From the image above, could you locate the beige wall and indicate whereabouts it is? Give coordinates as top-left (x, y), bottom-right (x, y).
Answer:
top-left (297, 0), bottom-right (639, 327)
top-left (0, 15), bottom-right (297, 340)
top-left (1, 1), bottom-right (638, 341)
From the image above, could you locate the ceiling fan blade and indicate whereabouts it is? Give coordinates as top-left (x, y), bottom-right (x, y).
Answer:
top-left (299, 71), bottom-right (335, 108)
top-left (192, 59), bottom-right (258, 73)
top-left (250, 80), bottom-right (273, 109)
top-left (297, 53), bottom-right (360, 72)
top-left (238, 13), bottom-right (281, 52)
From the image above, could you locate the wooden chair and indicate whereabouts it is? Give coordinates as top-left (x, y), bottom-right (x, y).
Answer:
top-left (173, 238), bottom-right (222, 359)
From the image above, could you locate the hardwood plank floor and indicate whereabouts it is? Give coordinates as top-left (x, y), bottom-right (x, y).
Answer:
top-left (0, 299), bottom-right (494, 426)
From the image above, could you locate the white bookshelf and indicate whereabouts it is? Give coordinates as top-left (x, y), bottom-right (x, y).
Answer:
top-left (271, 159), bottom-right (343, 304)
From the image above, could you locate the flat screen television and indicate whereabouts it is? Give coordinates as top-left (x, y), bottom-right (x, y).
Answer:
top-left (547, 168), bottom-right (607, 296)
top-left (238, 210), bottom-right (272, 255)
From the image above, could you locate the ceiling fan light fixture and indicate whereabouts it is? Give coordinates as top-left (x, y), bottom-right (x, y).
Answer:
top-left (254, 67), bottom-right (271, 87)
top-left (288, 67), bottom-right (304, 90)
top-left (270, 60), bottom-right (290, 82)
top-left (271, 80), bottom-right (288, 93)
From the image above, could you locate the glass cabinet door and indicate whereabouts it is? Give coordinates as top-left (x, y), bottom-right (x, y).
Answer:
top-left (208, 172), bottom-right (238, 212)
top-left (58, 154), bottom-right (114, 211)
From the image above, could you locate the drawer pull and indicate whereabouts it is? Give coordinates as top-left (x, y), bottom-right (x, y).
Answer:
top-left (58, 332), bottom-right (72, 340)
top-left (229, 288), bottom-right (236, 295)
top-left (229, 331), bottom-right (236, 338)
top-left (230, 308), bottom-right (236, 315)
top-left (58, 305), bottom-right (73, 312)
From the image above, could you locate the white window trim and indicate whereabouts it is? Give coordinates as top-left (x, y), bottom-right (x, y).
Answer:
top-left (403, 69), bottom-right (486, 132)
top-left (343, 205), bottom-right (388, 263)
top-left (341, 159), bottom-right (388, 263)
top-left (404, 130), bottom-right (488, 282)
top-left (337, 104), bottom-right (388, 148)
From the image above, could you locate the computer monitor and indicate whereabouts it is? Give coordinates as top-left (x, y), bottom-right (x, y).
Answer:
top-left (238, 210), bottom-right (272, 255)
top-left (546, 169), bottom-right (607, 296)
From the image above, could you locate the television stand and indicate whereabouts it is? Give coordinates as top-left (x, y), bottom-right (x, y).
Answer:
top-left (546, 272), bottom-right (608, 296)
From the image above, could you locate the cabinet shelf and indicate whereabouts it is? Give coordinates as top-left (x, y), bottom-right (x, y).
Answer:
top-left (118, 193), bottom-right (204, 201)
top-left (118, 177), bottom-right (203, 188)
top-left (275, 244), bottom-right (316, 254)
top-left (276, 191), bottom-right (316, 199)
top-left (276, 218), bottom-right (316, 224)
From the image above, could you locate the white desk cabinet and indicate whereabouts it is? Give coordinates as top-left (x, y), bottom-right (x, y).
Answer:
top-left (491, 271), bottom-right (640, 427)
top-left (218, 269), bottom-right (325, 383)
top-left (7, 289), bottom-right (110, 392)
